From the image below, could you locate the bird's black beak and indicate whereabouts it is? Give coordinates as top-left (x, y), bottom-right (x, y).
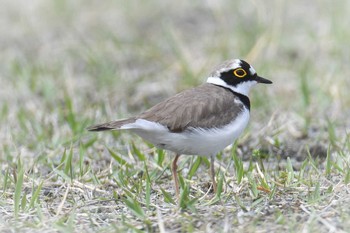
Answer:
top-left (256, 75), bottom-right (272, 84)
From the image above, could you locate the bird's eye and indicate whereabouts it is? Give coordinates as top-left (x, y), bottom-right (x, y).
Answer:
top-left (233, 68), bottom-right (247, 78)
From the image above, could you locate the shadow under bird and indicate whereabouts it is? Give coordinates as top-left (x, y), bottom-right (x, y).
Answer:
top-left (87, 59), bottom-right (272, 198)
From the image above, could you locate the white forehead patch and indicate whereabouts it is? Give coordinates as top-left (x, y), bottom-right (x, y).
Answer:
top-left (249, 66), bottom-right (256, 75)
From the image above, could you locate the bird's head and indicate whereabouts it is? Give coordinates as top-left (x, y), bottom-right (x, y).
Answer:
top-left (207, 59), bottom-right (272, 96)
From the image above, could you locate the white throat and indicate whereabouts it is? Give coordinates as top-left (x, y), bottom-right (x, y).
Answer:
top-left (206, 77), bottom-right (257, 96)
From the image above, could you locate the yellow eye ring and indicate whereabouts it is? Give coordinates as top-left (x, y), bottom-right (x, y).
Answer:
top-left (233, 68), bottom-right (247, 78)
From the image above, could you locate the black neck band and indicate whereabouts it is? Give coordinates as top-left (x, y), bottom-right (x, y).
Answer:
top-left (214, 85), bottom-right (250, 110)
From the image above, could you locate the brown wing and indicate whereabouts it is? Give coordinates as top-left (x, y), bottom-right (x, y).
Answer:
top-left (138, 83), bottom-right (245, 132)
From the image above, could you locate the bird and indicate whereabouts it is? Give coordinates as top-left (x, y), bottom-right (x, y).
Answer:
top-left (87, 59), bottom-right (272, 198)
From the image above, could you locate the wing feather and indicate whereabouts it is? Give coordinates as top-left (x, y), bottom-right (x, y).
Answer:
top-left (138, 83), bottom-right (245, 132)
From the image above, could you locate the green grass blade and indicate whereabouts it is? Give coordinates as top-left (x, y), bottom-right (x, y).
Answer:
top-left (3, 167), bottom-right (10, 193)
top-left (214, 172), bottom-right (224, 199)
top-left (29, 181), bottom-right (43, 209)
top-left (179, 184), bottom-right (190, 210)
top-left (108, 147), bottom-right (130, 167)
top-left (144, 162), bottom-right (151, 209)
top-left (14, 158), bottom-right (24, 218)
top-left (123, 197), bottom-right (145, 220)
top-left (156, 149), bottom-right (165, 167)
top-left (345, 170), bottom-right (350, 184)
top-left (327, 118), bottom-right (338, 149)
top-left (232, 151), bottom-right (244, 184)
top-left (286, 157), bottom-right (294, 185)
top-left (325, 145), bottom-right (332, 176)
top-left (64, 145), bottom-right (74, 181)
top-left (54, 169), bottom-right (73, 182)
top-left (79, 143), bottom-right (86, 178)
top-left (234, 195), bottom-right (248, 212)
top-left (187, 156), bottom-right (201, 179)
top-left (21, 192), bottom-right (27, 211)
top-left (64, 94), bottom-right (78, 134)
top-left (60, 148), bottom-right (67, 167)
top-left (82, 136), bottom-right (98, 149)
top-left (160, 188), bottom-right (176, 205)
top-left (132, 142), bottom-right (146, 161)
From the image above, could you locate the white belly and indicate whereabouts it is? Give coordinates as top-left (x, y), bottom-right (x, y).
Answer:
top-left (121, 110), bottom-right (250, 156)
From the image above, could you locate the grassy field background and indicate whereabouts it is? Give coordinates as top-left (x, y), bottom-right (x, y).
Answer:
top-left (1, 0), bottom-right (350, 232)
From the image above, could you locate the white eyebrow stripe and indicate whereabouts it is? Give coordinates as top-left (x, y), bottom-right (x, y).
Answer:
top-left (217, 60), bottom-right (242, 74)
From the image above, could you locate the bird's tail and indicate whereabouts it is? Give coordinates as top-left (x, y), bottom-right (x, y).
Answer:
top-left (86, 118), bottom-right (136, 131)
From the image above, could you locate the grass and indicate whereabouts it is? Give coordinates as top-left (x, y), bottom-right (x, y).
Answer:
top-left (1, 0), bottom-right (350, 232)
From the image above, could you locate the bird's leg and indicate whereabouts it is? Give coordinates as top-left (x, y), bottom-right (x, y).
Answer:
top-left (172, 154), bottom-right (181, 199)
top-left (210, 155), bottom-right (217, 193)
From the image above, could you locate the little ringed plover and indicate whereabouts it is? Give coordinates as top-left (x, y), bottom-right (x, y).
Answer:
top-left (87, 59), bottom-right (272, 198)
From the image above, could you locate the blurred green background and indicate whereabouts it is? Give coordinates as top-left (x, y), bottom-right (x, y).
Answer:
top-left (1, 0), bottom-right (349, 152)
top-left (2, 0), bottom-right (349, 142)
